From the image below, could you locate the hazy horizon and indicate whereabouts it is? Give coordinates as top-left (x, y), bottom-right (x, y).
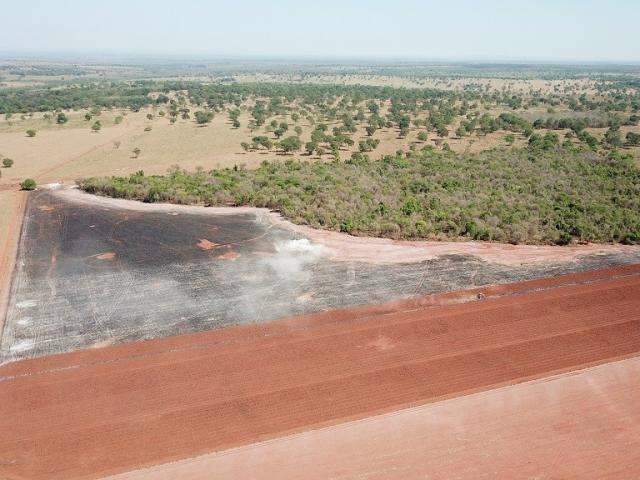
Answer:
top-left (3, 0), bottom-right (639, 63)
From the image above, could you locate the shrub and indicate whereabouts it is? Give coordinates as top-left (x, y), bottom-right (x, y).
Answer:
top-left (2, 158), bottom-right (14, 168)
top-left (26, 129), bottom-right (36, 137)
top-left (77, 147), bottom-right (640, 245)
top-left (20, 178), bottom-right (36, 190)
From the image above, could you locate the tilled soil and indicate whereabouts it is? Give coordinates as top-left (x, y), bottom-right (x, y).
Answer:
top-left (106, 356), bottom-right (640, 480)
top-left (1, 265), bottom-right (639, 479)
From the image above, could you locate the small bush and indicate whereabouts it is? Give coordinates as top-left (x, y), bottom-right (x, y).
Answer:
top-left (26, 129), bottom-right (37, 137)
top-left (20, 178), bottom-right (36, 190)
top-left (2, 158), bottom-right (14, 168)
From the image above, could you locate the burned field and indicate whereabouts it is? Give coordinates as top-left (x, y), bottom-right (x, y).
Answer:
top-left (2, 264), bottom-right (640, 480)
top-left (2, 189), bottom-right (640, 362)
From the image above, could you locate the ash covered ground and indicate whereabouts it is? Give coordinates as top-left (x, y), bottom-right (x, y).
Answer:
top-left (2, 190), bottom-right (639, 362)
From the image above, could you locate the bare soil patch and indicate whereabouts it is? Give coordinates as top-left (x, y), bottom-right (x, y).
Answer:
top-left (1, 265), bottom-right (639, 479)
top-left (108, 356), bottom-right (640, 480)
top-left (0, 190), bottom-right (26, 335)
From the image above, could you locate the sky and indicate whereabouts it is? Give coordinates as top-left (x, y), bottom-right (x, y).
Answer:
top-left (2, 0), bottom-right (639, 62)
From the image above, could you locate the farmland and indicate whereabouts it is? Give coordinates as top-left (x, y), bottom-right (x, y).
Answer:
top-left (1, 58), bottom-right (640, 480)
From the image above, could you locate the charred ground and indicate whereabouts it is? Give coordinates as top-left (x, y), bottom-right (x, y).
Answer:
top-left (2, 189), bottom-right (640, 362)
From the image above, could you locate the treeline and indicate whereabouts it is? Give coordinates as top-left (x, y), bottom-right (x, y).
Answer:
top-left (78, 146), bottom-right (640, 246)
top-left (2, 78), bottom-right (638, 120)
top-left (0, 82), bottom-right (162, 113)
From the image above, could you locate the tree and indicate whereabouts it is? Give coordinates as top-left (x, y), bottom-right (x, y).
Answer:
top-left (56, 112), bottom-right (68, 124)
top-left (114, 116), bottom-right (123, 125)
top-left (20, 179), bottom-right (36, 191)
top-left (240, 142), bottom-right (250, 152)
top-left (626, 132), bottom-right (640, 146)
top-left (26, 129), bottom-right (37, 137)
top-left (194, 110), bottom-right (214, 125)
top-left (604, 126), bottom-right (623, 148)
top-left (91, 121), bottom-right (102, 132)
top-left (132, 148), bottom-right (141, 158)
top-left (146, 113), bottom-right (154, 120)
top-left (504, 134), bottom-right (516, 145)
top-left (2, 158), bottom-right (14, 168)
top-left (85, 113), bottom-right (92, 121)
top-left (279, 136), bottom-right (302, 154)
top-left (252, 136), bottom-right (272, 150)
top-left (365, 125), bottom-right (377, 136)
top-left (305, 141), bottom-right (317, 155)
top-left (417, 131), bottom-right (428, 142)
top-left (228, 109), bottom-right (241, 128)
top-left (436, 125), bottom-right (449, 138)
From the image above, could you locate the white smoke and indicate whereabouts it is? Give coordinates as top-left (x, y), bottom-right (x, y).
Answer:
top-left (264, 238), bottom-right (327, 280)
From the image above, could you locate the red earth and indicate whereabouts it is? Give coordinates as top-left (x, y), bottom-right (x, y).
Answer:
top-left (107, 356), bottom-right (640, 480)
top-left (1, 264), bottom-right (639, 479)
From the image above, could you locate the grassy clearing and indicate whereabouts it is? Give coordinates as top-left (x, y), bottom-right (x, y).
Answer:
top-left (79, 146), bottom-right (640, 246)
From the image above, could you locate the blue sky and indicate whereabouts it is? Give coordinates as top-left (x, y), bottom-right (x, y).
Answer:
top-left (2, 0), bottom-right (639, 61)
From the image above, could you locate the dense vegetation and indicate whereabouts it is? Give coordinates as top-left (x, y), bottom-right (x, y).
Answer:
top-left (0, 82), bottom-right (161, 113)
top-left (79, 146), bottom-right (640, 245)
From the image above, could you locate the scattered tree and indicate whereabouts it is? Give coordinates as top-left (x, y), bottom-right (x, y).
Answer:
top-left (194, 110), bottom-right (214, 125)
top-left (20, 178), bottom-right (36, 191)
top-left (279, 136), bottom-right (302, 154)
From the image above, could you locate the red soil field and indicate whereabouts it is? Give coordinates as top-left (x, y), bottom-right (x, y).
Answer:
top-left (1, 264), bottom-right (640, 479)
top-left (109, 356), bottom-right (640, 480)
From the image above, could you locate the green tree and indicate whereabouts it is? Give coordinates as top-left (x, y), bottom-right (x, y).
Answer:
top-left (91, 121), bottom-right (102, 132)
top-left (305, 141), bottom-right (317, 155)
top-left (280, 136), bottom-right (302, 154)
top-left (626, 132), bottom-right (640, 146)
top-left (20, 178), bottom-right (36, 191)
top-left (26, 129), bottom-right (37, 137)
top-left (2, 158), bottom-right (14, 168)
top-left (56, 112), bottom-right (68, 124)
top-left (604, 126), bottom-right (623, 148)
top-left (194, 111), bottom-right (214, 125)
